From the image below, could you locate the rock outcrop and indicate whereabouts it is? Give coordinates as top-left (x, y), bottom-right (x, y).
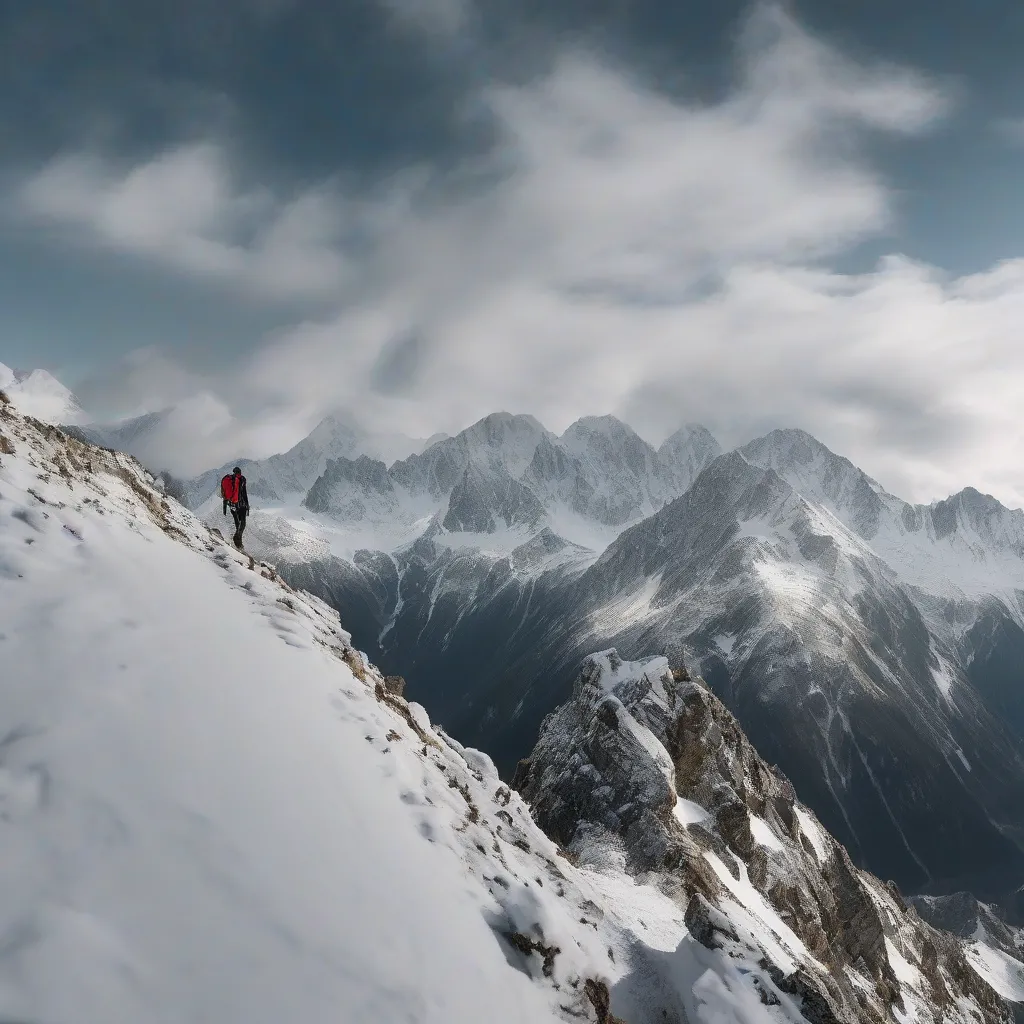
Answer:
top-left (515, 650), bottom-right (1015, 1023)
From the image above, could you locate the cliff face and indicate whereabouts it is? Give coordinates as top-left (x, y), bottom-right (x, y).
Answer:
top-left (515, 650), bottom-right (1015, 1023)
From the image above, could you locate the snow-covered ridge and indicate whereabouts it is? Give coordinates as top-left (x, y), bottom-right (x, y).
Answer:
top-left (0, 394), bottom-right (620, 1021)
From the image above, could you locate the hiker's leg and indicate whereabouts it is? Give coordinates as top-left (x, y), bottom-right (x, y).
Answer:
top-left (230, 508), bottom-right (243, 547)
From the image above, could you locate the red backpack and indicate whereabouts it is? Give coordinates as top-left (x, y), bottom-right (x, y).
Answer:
top-left (221, 474), bottom-right (241, 505)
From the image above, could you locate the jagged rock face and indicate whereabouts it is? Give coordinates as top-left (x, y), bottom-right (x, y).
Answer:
top-left (442, 463), bottom-right (547, 533)
top-left (525, 416), bottom-right (721, 528)
top-left (912, 893), bottom-right (1024, 958)
top-left (296, 412), bottom-right (719, 533)
top-left (515, 651), bottom-right (1015, 1024)
top-left (304, 455), bottom-right (398, 519)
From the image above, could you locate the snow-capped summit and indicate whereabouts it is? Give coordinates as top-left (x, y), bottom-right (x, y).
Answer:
top-left (0, 362), bottom-right (85, 425)
top-left (739, 427), bottom-right (887, 538)
top-left (460, 412), bottom-right (551, 470)
top-left (657, 422), bottom-right (723, 492)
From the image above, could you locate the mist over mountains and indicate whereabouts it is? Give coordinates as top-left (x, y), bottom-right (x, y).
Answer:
top-left (82, 400), bottom-right (1018, 902)
top-left (22, 365), bottom-right (1024, 904)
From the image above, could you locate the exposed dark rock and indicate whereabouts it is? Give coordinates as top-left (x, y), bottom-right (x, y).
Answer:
top-left (516, 650), bottom-right (1016, 1024)
top-left (684, 893), bottom-right (738, 950)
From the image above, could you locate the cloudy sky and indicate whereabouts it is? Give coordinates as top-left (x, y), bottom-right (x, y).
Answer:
top-left (3, 0), bottom-right (1024, 503)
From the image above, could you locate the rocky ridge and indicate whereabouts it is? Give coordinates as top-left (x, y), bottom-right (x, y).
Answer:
top-left (515, 649), bottom-right (1020, 1023)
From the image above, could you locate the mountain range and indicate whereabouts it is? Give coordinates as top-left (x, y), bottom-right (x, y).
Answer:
top-left (151, 407), bottom-right (1024, 908)
top-left (13, 361), bottom-right (1023, 908)
top-left (2, 388), bottom-right (1022, 1021)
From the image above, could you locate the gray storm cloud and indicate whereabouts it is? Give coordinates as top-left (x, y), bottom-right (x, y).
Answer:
top-left (14, 4), bottom-right (1024, 508)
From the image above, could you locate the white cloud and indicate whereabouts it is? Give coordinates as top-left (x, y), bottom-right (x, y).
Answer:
top-left (23, 5), bottom-right (1024, 509)
top-left (19, 143), bottom-right (356, 300)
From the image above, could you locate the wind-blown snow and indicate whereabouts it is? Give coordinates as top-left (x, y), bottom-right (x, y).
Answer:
top-left (884, 937), bottom-right (923, 989)
top-left (967, 942), bottom-right (1024, 1003)
top-left (931, 654), bottom-right (957, 698)
top-left (749, 815), bottom-right (785, 852)
top-left (674, 797), bottom-right (710, 827)
top-left (590, 574), bottom-right (665, 634)
top-left (703, 852), bottom-right (812, 977)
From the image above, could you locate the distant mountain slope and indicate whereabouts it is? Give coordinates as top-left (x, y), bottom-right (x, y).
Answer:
top-left (458, 447), bottom-right (1024, 895)
top-left (239, 425), bottom-right (1024, 899)
top-left (161, 411), bottom-right (1024, 899)
top-left (0, 361), bottom-right (85, 424)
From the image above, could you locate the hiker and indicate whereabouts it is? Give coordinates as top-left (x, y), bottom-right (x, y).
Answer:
top-left (221, 466), bottom-right (250, 549)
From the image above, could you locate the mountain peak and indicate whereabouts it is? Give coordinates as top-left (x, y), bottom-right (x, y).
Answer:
top-left (560, 415), bottom-right (647, 455)
top-left (658, 421), bottom-right (719, 448)
top-left (743, 426), bottom-right (831, 459)
top-left (740, 427), bottom-right (885, 538)
top-left (562, 414), bottom-right (633, 436)
top-left (465, 411), bottom-right (546, 437)
top-left (0, 362), bottom-right (85, 425)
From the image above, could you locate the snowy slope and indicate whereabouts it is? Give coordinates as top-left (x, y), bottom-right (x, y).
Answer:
top-left (0, 397), bottom-right (641, 1022)
top-left (0, 397), bottom-right (571, 1021)
top-left (0, 361), bottom-right (85, 424)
